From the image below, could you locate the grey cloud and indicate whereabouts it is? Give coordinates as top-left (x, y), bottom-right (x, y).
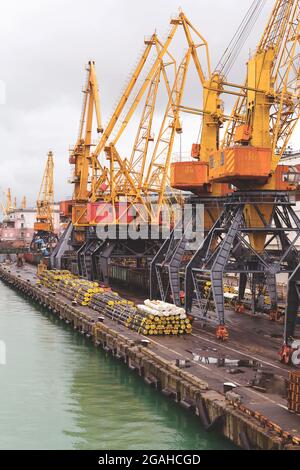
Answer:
top-left (0, 0), bottom-right (281, 206)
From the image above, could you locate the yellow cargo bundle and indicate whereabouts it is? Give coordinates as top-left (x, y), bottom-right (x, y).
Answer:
top-left (37, 269), bottom-right (192, 336)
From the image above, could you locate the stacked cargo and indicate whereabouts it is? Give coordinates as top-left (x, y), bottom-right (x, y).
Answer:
top-left (55, 279), bottom-right (103, 306)
top-left (90, 296), bottom-right (192, 335)
top-left (38, 270), bottom-right (106, 306)
top-left (136, 300), bottom-right (192, 336)
top-left (287, 371), bottom-right (300, 414)
top-left (38, 270), bottom-right (75, 288)
top-left (37, 270), bottom-right (192, 336)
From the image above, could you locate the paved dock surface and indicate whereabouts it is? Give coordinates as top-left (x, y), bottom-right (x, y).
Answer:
top-left (1, 262), bottom-right (300, 449)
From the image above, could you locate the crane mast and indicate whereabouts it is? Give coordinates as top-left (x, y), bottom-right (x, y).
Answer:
top-left (35, 151), bottom-right (54, 232)
top-left (6, 188), bottom-right (13, 214)
top-left (70, 61), bottom-right (103, 229)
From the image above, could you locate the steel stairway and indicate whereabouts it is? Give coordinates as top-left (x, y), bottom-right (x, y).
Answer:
top-left (150, 219), bottom-right (193, 306)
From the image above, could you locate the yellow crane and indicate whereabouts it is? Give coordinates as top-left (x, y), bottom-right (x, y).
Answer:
top-left (53, 43), bottom-right (173, 272)
top-left (70, 43), bottom-right (173, 228)
top-left (183, 0), bottom-right (300, 350)
top-left (32, 151), bottom-right (57, 254)
top-left (150, 12), bottom-right (229, 307)
top-left (0, 188), bottom-right (16, 220)
top-left (6, 188), bottom-right (13, 214)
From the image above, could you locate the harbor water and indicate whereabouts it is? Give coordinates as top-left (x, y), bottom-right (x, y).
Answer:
top-left (0, 280), bottom-right (235, 450)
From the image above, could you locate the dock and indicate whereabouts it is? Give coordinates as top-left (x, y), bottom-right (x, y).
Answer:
top-left (1, 262), bottom-right (300, 450)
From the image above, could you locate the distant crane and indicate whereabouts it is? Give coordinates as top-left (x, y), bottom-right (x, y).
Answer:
top-left (5, 188), bottom-right (14, 214)
top-left (31, 151), bottom-right (58, 255)
top-left (0, 188), bottom-right (15, 220)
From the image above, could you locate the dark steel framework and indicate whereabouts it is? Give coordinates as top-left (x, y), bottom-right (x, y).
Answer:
top-left (183, 191), bottom-right (300, 346)
top-left (150, 197), bottom-right (226, 307)
top-left (77, 225), bottom-right (163, 285)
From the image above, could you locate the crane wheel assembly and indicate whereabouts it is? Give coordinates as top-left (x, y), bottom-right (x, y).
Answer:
top-left (216, 325), bottom-right (229, 341)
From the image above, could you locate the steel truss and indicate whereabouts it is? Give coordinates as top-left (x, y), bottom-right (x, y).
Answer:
top-left (184, 191), bottom-right (300, 345)
top-left (150, 197), bottom-right (226, 307)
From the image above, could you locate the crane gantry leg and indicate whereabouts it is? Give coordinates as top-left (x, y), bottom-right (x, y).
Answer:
top-left (185, 191), bottom-right (300, 350)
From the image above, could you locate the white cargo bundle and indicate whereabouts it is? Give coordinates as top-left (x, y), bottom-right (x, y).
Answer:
top-left (140, 299), bottom-right (187, 320)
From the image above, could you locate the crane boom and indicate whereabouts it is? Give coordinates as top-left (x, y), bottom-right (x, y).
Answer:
top-left (90, 27), bottom-right (181, 201)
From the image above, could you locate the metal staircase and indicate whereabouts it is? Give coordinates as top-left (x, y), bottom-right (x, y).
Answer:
top-left (150, 218), bottom-right (193, 306)
top-left (78, 237), bottom-right (104, 280)
top-left (50, 222), bottom-right (73, 270)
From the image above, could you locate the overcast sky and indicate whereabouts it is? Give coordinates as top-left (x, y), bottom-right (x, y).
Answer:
top-left (0, 0), bottom-right (290, 207)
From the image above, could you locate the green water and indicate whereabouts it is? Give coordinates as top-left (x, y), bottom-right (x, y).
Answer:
top-left (0, 281), bottom-right (234, 450)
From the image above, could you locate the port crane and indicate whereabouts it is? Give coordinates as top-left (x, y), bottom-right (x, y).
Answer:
top-left (53, 34), bottom-right (179, 272)
top-left (149, 3), bottom-right (279, 308)
top-left (51, 61), bottom-right (104, 268)
top-left (1, 192), bottom-right (26, 214)
top-left (150, 7), bottom-right (243, 308)
top-left (150, 0), bottom-right (300, 350)
top-left (171, 0), bottom-right (300, 357)
top-left (31, 151), bottom-right (57, 255)
top-left (70, 32), bottom-right (179, 223)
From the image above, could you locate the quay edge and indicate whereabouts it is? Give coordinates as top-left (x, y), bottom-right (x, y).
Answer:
top-left (0, 263), bottom-right (299, 451)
